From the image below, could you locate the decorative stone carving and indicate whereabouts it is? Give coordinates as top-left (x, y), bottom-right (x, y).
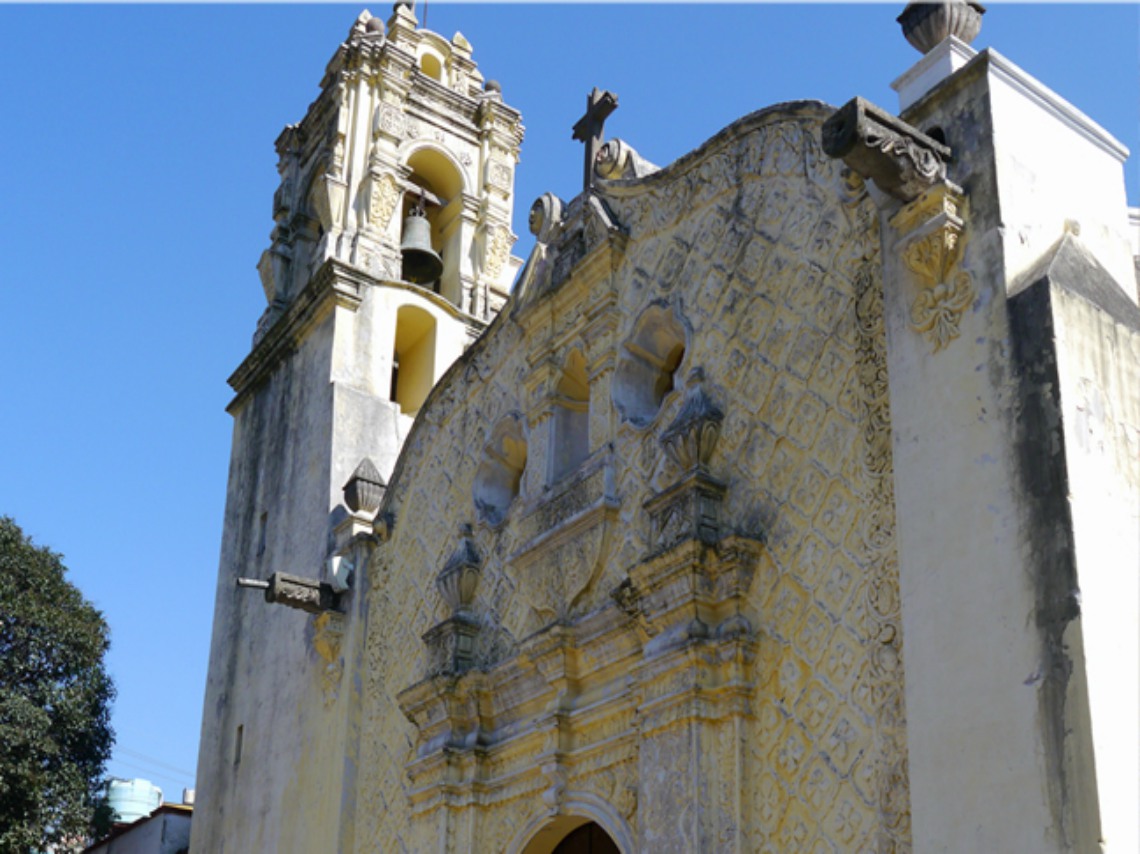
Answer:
top-left (256, 244), bottom-right (291, 305)
top-left (360, 104), bottom-right (911, 854)
top-left (821, 97), bottom-right (950, 203)
top-left (659, 367), bottom-right (723, 471)
top-left (509, 457), bottom-right (619, 625)
top-left (309, 174), bottom-right (347, 234)
top-left (595, 138), bottom-right (658, 181)
top-left (374, 103), bottom-right (405, 139)
top-left (898, 0), bottom-right (985, 54)
top-left (612, 302), bottom-right (687, 428)
top-left (344, 457), bottom-right (386, 513)
top-left (483, 226), bottom-right (512, 281)
top-left (528, 193), bottom-right (564, 242)
top-left (367, 171), bottom-right (401, 231)
top-left (473, 413), bottom-right (527, 527)
top-left (486, 158), bottom-right (513, 193)
top-left (891, 183), bottom-right (975, 352)
top-left (436, 524), bottom-right (481, 615)
top-left (264, 572), bottom-right (341, 614)
top-left (644, 470), bottom-right (727, 553)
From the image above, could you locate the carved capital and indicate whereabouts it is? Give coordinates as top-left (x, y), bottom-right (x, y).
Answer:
top-left (891, 183), bottom-right (975, 352)
top-left (821, 97), bottom-right (950, 203)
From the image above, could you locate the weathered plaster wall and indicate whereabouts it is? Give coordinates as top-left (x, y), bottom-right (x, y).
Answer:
top-left (195, 12), bottom-right (525, 850)
top-left (984, 53), bottom-right (1134, 300)
top-left (194, 310), bottom-right (342, 853)
top-left (884, 47), bottom-right (1137, 853)
top-left (1049, 276), bottom-right (1140, 854)
top-left (351, 104), bottom-right (910, 852)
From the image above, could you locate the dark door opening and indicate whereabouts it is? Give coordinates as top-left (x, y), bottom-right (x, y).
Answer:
top-left (551, 822), bottom-right (620, 854)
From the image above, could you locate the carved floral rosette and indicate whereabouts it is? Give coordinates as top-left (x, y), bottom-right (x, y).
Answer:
top-left (891, 183), bottom-right (975, 353)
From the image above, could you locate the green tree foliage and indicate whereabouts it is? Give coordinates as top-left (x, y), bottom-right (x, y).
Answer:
top-left (0, 517), bottom-right (114, 852)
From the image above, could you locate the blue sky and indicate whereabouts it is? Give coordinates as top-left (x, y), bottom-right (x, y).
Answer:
top-left (0, 3), bottom-right (1135, 802)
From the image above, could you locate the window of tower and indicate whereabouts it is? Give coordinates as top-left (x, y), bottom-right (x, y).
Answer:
top-left (419, 52), bottom-right (443, 82)
top-left (391, 304), bottom-right (436, 417)
top-left (401, 148), bottom-right (465, 307)
top-left (550, 349), bottom-right (590, 483)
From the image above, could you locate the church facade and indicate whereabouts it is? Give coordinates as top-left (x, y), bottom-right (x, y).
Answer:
top-left (193, 4), bottom-right (1139, 852)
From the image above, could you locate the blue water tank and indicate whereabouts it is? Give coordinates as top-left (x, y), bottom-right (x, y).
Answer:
top-left (106, 778), bottom-right (162, 823)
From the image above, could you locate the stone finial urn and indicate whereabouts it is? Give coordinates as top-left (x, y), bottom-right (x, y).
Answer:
top-left (343, 458), bottom-right (386, 514)
top-left (436, 525), bottom-right (481, 615)
top-left (898, 1), bottom-right (985, 54)
top-left (659, 367), bottom-right (724, 472)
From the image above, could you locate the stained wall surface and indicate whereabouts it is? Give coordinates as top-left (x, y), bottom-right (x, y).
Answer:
top-left (351, 103), bottom-right (911, 853)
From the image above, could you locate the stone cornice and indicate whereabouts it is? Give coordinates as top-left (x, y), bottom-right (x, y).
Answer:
top-left (227, 259), bottom-right (367, 408)
top-left (984, 49), bottom-right (1129, 162)
top-left (229, 260), bottom-right (488, 411)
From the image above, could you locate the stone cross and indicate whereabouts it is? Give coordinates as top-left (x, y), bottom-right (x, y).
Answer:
top-left (571, 87), bottom-right (618, 192)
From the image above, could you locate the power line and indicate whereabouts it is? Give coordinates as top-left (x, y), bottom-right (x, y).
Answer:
top-left (112, 747), bottom-right (195, 780)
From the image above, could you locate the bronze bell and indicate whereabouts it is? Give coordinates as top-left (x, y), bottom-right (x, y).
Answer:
top-left (400, 200), bottom-right (443, 286)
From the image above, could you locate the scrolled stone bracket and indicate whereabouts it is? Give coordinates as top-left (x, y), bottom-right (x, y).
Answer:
top-left (821, 96), bottom-right (951, 204)
top-left (890, 181), bottom-right (975, 352)
top-left (236, 572), bottom-right (344, 614)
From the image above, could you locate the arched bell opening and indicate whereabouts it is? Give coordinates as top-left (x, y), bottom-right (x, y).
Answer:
top-left (520, 817), bottom-right (621, 854)
top-left (419, 51), bottom-right (444, 83)
top-left (390, 304), bottom-right (437, 418)
top-left (400, 147), bottom-right (465, 307)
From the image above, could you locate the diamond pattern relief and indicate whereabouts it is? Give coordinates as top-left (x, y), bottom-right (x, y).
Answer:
top-left (352, 111), bottom-right (907, 853)
top-left (795, 605), bottom-right (835, 665)
top-left (789, 463), bottom-right (830, 517)
top-left (795, 678), bottom-right (838, 736)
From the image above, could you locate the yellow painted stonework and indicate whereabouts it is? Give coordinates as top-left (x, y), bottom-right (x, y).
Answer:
top-left (196, 10), bottom-right (1140, 852)
top-left (351, 103), bottom-right (909, 852)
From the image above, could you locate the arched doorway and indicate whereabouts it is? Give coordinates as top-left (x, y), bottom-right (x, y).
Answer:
top-left (551, 822), bottom-right (619, 854)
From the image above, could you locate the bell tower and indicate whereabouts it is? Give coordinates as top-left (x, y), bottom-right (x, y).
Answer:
top-left (192, 7), bottom-right (523, 852)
